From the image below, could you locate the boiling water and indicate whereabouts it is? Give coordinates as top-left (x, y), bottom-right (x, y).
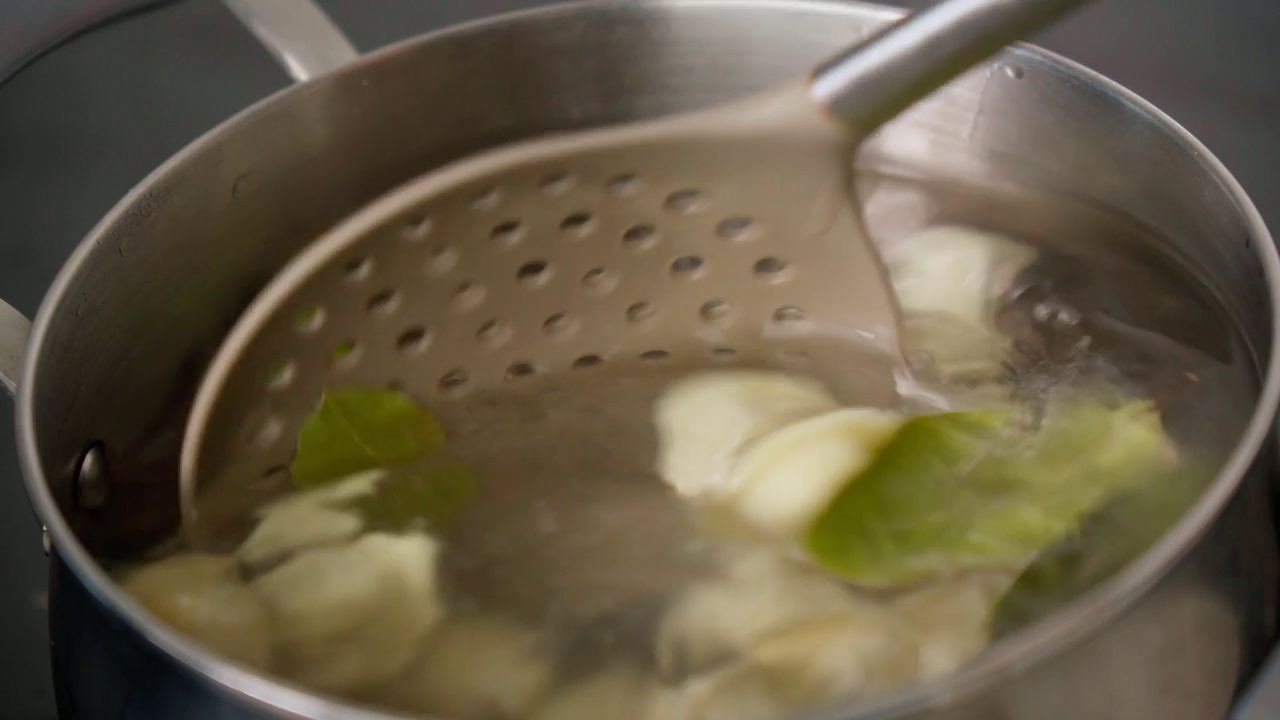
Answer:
top-left (860, 171), bottom-right (1260, 455)
top-left (157, 173), bottom-right (1263, 716)
top-left (432, 367), bottom-right (731, 665)
top-left (428, 171), bottom-right (1259, 630)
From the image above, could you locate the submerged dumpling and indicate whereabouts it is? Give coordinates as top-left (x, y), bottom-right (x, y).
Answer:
top-left (656, 551), bottom-right (863, 680)
top-left (120, 553), bottom-right (273, 671)
top-left (653, 618), bottom-right (911, 720)
top-left (653, 548), bottom-right (1011, 717)
top-left (884, 224), bottom-right (1036, 332)
top-left (728, 408), bottom-right (903, 539)
top-left (534, 664), bottom-right (654, 720)
top-left (650, 665), bottom-right (799, 720)
top-left (743, 609), bottom-right (917, 699)
top-left (655, 371), bottom-right (905, 542)
top-left (378, 613), bottom-right (555, 720)
top-left (882, 224), bottom-right (1037, 381)
top-left (236, 470), bottom-right (384, 573)
top-left (654, 370), bottom-right (840, 500)
top-left (237, 502), bottom-right (364, 573)
top-left (656, 565), bottom-right (917, 719)
top-left (894, 572), bottom-right (1013, 679)
top-left (251, 531), bottom-right (442, 693)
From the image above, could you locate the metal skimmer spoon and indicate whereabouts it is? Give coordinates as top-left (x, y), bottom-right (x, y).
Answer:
top-left (179, 0), bottom-right (1091, 538)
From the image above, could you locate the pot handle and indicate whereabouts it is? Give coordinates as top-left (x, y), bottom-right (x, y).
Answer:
top-left (2, 0), bottom-right (359, 87)
top-left (0, 0), bottom-right (356, 387)
top-left (0, 299), bottom-right (31, 397)
top-left (220, 0), bottom-right (358, 83)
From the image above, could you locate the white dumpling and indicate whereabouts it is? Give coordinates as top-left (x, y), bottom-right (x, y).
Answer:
top-left (893, 572), bottom-right (1013, 679)
top-left (251, 532), bottom-right (442, 694)
top-left (237, 470), bottom-right (384, 573)
top-left (654, 601), bottom-right (916, 720)
top-left (655, 551), bottom-right (861, 680)
top-left (237, 501), bottom-right (363, 572)
top-left (727, 408), bottom-right (903, 539)
top-left (649, 665), bottom-right (796, 720)
top-left (534, 665), bottom-right (653, 720)
top-left (883, 224), bottom-right (1036, 328)
top-left (882, 225), bottom-right (1036, 380)
top-left (744, 608), bottom-right (917, 699)
top-left (378, 613), bottom-right (555, 720)
top-left (654, 371), bottom-right (840, 500)
top-left (236, 471), bottom-right (384, 571)
top-left (263, 470), bottom-right (384, 512)
top-left (120, 553), bottom-right (273, 671)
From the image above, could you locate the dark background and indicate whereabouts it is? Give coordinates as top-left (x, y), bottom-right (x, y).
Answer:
top-left (0, 1), bottom-right (1276, 718)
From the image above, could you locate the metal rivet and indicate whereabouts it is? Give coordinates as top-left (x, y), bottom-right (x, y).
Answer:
top-left (76, 444), bottom-right (109, 511)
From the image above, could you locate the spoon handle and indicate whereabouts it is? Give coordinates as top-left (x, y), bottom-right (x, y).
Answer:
top-left (810, 0), bottom-right (1091, 134)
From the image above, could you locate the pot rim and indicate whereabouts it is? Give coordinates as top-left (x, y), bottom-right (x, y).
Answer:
top-left (17, 1), bottom-right (1280, 718)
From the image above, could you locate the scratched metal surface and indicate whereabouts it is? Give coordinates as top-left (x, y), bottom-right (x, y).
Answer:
top-left (0, 1), bottom-right (1276, 718)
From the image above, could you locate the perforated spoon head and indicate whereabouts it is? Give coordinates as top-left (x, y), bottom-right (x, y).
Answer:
top-left (179, 0), bottom-right (1092, 540)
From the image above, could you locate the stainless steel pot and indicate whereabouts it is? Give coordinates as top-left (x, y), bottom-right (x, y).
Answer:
top-left (3, 1), bottom-right (1279, 719)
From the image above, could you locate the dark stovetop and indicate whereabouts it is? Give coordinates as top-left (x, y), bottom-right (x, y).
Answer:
top-left (0, 1), bottom-right (1277, 718)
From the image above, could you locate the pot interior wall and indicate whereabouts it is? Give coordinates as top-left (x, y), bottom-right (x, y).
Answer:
top-left (21, 0), bottom-right (1273, 576)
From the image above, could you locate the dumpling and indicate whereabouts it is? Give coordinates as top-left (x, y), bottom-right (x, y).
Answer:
top-left (728, 408), bottom-right (902, 539)
top-left (882, 224), bottom-right (1036, 381)
top-left (251, 532), bottom-right (442, 694)
top-left (656, 551), bottom-right (863, 680)
top-left (237, 501), bottom-right (363, 573)
top-left (377, 613), bottom-right (555, 719)
top-left (893, 572), bottom-right (1013, 679)
top-left (120, 553), bottom-right (273, 671)
top-left (654, 370), bottom-right (840, 500)
top-left (534, 664), bottom-right (653, 720)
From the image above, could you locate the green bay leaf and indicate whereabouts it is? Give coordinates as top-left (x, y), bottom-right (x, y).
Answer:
top-left (806, 400), bottom-right (1175, 587)
top-left (991, 459), bottom-right (1206, 635)
top-left (349, 460), bottom-right (478, 534)
top-left (290, 387), bottom-right (446, 488)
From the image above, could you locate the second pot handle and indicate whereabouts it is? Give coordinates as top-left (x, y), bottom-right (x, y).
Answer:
top-left (0, 299), bottom-right (31, 397)
top-left (0, 0), bottom-right (358, 392)
top-left (0, 0), bottom-right (357, 394)
top-left (222, 0), bottom-right (358, 83)
top-left (0, 0), bottom-right (356, 398)
top-left (2, 0), bottom-right (362, 88)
